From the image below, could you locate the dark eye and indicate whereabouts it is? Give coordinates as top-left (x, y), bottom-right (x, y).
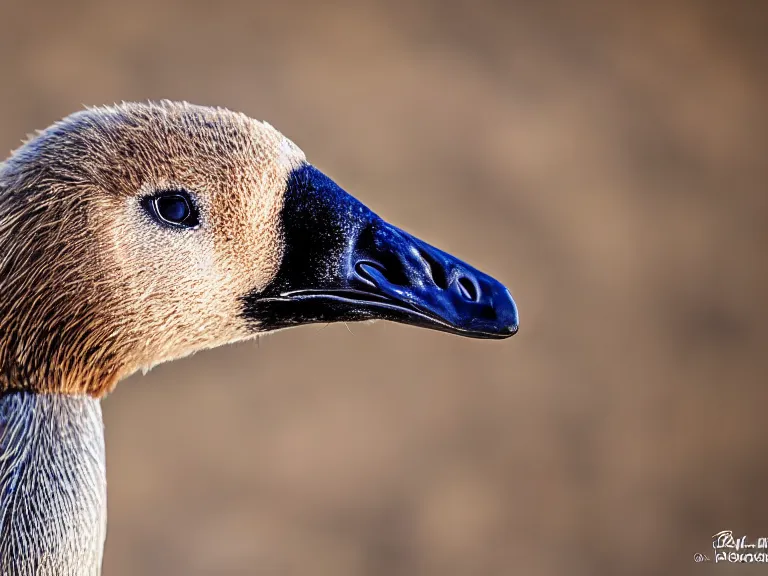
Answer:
top-left (142, 190), bottom-right (200, 229)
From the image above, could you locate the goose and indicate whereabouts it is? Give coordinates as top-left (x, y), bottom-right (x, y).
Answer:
top-left (0, 101), bottom-right (518, 575)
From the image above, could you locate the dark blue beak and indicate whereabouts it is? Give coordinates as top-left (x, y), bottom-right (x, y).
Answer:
top-left (242, 164), bottom-right (518, 339)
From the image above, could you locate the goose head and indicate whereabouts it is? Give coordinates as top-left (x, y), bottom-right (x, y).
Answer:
top-left (0, 101), bottom-right (518, 397)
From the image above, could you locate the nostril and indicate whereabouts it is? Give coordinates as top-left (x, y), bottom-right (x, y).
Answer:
top-left (354, 258), bottom-right (409, 287)
top-left (354, 261), bottom-right (384, 286)
top-left (418, 248), bottom-right (449, 290)
top-left (457, 275), bottom-right (480, 302)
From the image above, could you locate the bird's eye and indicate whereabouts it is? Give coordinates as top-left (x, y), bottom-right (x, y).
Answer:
top-left (142, 191), bottom-right (200, 229)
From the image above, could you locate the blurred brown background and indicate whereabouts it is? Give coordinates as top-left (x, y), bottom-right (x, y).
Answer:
top-left (1, 0), bottom-right (767, 574)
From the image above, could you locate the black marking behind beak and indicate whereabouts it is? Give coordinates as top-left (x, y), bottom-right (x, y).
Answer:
top-left (242, 164), bottom-right (518, 339)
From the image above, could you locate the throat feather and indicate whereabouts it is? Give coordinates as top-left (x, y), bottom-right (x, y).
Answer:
top-left (0, 390), bottom-right (107, 575)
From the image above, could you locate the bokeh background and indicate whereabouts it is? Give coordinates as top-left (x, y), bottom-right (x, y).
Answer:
top-left (1, 0), bottom-right (767, 574)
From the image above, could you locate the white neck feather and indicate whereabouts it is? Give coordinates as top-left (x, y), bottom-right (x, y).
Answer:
top-left (0, 391), bottom-right (107, 575)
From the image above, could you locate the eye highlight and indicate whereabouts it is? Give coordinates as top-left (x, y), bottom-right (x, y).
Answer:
top-left (142, 190), bottom-right (200, 229)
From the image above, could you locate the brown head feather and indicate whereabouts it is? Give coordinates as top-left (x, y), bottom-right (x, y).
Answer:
top-left (0, 101), bottom-right (305, 396)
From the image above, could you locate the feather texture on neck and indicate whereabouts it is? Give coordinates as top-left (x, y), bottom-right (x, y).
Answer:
top-left (0, 390), bottom-right (107, 575)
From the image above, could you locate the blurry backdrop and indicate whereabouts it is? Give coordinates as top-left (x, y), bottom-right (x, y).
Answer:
top-left (1, 1), bottom-right (767, 575)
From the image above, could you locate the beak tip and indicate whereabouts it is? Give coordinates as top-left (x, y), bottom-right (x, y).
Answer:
top-left (494, 294), bottom-right (519, 338)
top-left (456, 284), bottom-right (518, 339)
top-left (502, 322), bottom-right (520, 337)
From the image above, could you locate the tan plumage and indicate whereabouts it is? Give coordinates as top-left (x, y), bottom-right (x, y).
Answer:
top-left (0, 101), bottom-right (303, 396)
